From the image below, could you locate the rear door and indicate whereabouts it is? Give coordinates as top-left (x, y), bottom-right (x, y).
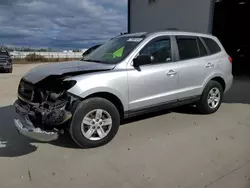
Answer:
top-left (200, 37), bottom-right (225, 79)
top-left (174, 35), bottom-right (208, 99)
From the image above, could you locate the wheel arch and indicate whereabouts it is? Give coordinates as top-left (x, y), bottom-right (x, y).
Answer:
top-left (210, 77), bottom-right (226, 91)
top-left (83, 92), bottom-right (125, 118)
top-left (202, 74), bottom-right (226, 93)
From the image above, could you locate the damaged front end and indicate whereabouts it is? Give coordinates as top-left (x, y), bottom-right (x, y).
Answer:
top-left (13, 76), bottom-right (79, 142)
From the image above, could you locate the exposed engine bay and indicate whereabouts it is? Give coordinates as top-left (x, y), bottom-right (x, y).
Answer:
top-left (15, 76), bottom-right (79, 131)
top-left (13, 60), bottom-right (116, 142)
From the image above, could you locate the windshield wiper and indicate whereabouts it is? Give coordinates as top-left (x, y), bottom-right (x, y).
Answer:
top-left (83, 59), bottom-right (112, 64)
top-left (83, 59), bottom-right (102, 63)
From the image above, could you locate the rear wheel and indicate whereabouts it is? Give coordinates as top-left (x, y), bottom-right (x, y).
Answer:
top-left (69, 97), bottom-right (120, 148)
top-left (196, 80), bottom-right (223, 114)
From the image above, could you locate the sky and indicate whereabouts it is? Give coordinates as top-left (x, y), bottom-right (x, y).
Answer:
top-left (0, 0), bottom-right (127, 49)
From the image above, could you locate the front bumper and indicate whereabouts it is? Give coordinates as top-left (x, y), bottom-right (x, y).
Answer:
top-left (0, 63), bottom-right (11, 69)
top-left (13, 100), bottom-right (59, 142)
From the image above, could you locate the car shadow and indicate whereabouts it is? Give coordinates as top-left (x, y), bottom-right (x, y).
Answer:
top-left (173, 76), bottom-right (250, 115)
top-left (121, 109), bottom-right (171, 125)
top-left (0, 104), bottom-right (172, 156)
top-left (0, 105), bottom-right (38, 157)
top-left (0, 105), bottom-right (81, 157)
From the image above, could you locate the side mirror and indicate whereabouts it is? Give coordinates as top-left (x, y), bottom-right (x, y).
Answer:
top-left (133, 55), bottom-right (154, 67)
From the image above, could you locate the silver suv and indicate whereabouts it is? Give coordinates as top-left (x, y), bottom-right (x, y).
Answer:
top-left (13, 31), bottom-right (233, 148)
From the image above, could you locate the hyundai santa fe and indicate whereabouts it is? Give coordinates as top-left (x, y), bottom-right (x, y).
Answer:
top-left (13, 31), bottom-right (233, 148)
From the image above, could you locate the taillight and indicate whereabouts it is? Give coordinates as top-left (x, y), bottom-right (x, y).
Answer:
top-left (228, 56), bottom-right (233, 63)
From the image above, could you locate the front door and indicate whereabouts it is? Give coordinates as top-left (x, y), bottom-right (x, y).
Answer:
top-left (128, 36), bottom-right (179, 111)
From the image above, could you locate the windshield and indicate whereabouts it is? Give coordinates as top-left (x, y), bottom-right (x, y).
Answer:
top-left (82, 36), bottom-right (145, 64)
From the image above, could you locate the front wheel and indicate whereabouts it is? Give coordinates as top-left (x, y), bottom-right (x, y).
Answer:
top-left (196, 80), bottom-right (223, 114)
top-left (69, 97), bottom-right (120, 148)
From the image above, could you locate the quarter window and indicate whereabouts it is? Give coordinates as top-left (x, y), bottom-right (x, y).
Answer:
top-left (198, 38), bottom-right (208, 57)
top-left (140, 38), bottom-right (172, 64)
top-left (202, 37), bottom-right (221, 54)
top-left (176, 36), bottom-right (200, 60)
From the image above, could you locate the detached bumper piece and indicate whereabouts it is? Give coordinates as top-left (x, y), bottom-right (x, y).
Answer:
top-left (13, 99), bottom-right (60, 142)
top-left (14, 118), bottom-right (59, 142)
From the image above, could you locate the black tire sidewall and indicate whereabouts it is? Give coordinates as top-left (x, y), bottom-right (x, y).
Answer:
top-left (70, 97), bottom-right (120, 148)
top-left (197, 81), bottom-right (223, 114)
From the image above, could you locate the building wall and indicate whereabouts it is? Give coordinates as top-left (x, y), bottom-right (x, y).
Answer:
top-left (129, 0), bottom-right (214, 34)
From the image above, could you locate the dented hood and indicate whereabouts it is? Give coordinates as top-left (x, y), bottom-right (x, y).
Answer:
top-left (23, 60), bottom-right (115, 84)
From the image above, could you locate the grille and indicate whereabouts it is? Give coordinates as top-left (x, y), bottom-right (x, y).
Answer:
top-left (18, 80), bottom-right (35, 102)
top-left (0, 58), bottom-right (6, 63)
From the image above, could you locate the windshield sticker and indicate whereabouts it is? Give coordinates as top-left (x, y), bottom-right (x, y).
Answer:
top-left (113, 47), bottom-right (124, 58)
top-left (127, 38), bottom-right (143, 42)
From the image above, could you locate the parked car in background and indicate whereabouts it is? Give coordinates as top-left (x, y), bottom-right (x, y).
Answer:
top-left (13, 31), bottom-right (233, 148)
top-left (0, 50), bottom-right (13, 73)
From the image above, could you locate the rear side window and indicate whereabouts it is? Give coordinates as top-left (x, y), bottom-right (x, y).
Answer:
top-left (202, 37), bottom-right (221, 54)
top-left (176, 36), bottom-right (199, 60)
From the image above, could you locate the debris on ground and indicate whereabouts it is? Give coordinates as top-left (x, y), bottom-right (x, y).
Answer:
top-left (52, 172), bottom-right (58, 176)
top-left (28, 170), bottom-right (32, 181)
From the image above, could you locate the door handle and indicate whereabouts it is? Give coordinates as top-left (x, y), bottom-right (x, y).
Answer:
top-left (206, 63), bottom-right (214, 68)
top-left (166, 70), bottom-right (177, 76)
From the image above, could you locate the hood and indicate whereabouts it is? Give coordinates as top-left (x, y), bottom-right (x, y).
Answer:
top-left (23, 60), bottom-right (115, 84)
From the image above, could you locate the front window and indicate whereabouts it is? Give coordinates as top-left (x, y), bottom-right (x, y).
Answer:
top-left (140, 38), bottom-right (172, 63)
top-left (82, 36), bottom-right (145, 64)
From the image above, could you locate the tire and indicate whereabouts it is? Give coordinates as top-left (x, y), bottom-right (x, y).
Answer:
top-left (8, 67), bottom-right (12, 73)
top-left (5, 67), bottom-right (12, 73)
top-left (196, 80), bottom-right (223, 114)
top-left (69, 97), bottom-right (120, 148)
